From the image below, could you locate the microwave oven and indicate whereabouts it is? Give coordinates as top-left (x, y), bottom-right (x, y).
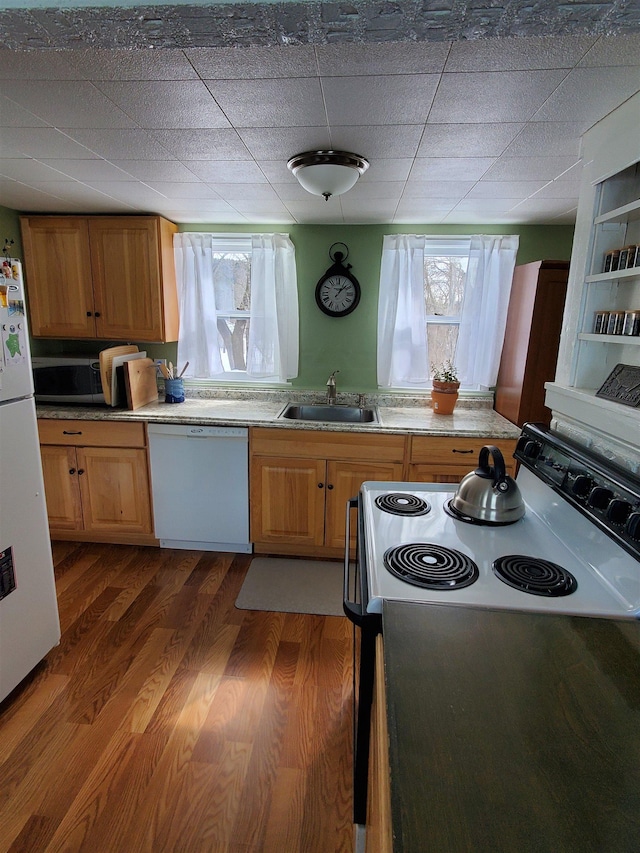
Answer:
top-left (32, 356), bottom-right (105, 405)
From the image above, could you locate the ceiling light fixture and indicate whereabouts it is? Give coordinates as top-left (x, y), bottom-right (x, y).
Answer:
top-left (287, 150), bottom-right (370, 201)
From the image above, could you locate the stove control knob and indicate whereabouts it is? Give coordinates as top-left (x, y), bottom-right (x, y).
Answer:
top-left (625, 512), bottom-right (640, 541)
top-left (606, 499), bottom-right (632, 526)
top-left (587, 486), bottom-right (613, 509)
top-left (571, 475), bottom-right (592, 498)
top-left (522, 440), bottom-right (541, 459)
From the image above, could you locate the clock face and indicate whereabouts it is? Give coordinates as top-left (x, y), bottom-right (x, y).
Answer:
top-left (316, 274), bottom-right (360, 317)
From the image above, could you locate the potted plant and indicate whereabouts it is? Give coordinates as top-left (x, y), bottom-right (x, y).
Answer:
top-left (431, 360), bottom-right (460, 415)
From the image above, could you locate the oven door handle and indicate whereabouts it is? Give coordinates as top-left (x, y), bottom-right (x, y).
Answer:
top-left (344, 496), bottom-right (366, 626)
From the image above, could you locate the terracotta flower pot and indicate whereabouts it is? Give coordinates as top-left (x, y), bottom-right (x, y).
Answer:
top-left (431, 380), bottom-right (460, 415)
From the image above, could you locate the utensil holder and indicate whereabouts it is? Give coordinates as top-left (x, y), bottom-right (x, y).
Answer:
top-left (164, 378), bottom-right (185, 403)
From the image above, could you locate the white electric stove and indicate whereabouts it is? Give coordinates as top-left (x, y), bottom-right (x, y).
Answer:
top-left (353, 423), bottom-right (640, 621)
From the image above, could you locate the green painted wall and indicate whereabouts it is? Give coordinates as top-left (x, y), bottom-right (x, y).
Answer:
top-left (2, 204), bottom-right (574, 391)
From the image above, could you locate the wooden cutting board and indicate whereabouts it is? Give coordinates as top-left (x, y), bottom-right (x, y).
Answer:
top-left (99, 345), bottom-right (138, 405)
top-left (124, 358), bottom-right (159, 410)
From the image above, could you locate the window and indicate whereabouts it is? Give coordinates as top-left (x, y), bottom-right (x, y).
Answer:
top-left (377, 234), bottom-right (518, 390)
top-left (174, 233), bottom-right (298, 384)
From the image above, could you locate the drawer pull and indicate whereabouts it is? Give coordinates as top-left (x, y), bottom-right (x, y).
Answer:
top-left (77, 469), bottom-right (85, 476)
top-left (327, 484), bottom-right (334, 490)
top-left (69, 468), bottom-right (76, 475)
top-left (63, 430), bottom-right (83, 435)
top-left (318, 482), bottom-right (324, 489)
top-left (452, 448), bottom-right (474, 454)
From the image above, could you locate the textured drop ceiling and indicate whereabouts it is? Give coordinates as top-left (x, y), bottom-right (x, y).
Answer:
top-left (1, 1), bottom-right (639, 225)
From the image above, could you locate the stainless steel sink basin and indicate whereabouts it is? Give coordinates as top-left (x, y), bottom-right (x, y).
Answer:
top-left (279, 403), bottom-right (379, 424)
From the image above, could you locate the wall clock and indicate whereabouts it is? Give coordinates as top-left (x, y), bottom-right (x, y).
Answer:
top-left (315, 242), bottom-right (361, 317)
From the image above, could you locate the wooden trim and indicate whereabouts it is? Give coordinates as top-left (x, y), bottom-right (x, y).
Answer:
top-left (158, 216), bottom-right (179, 342)
top-left (250, 427), bottom-right (406, 462)
top-left (252, 543), bottom-right (345, 559)
top-left (50, 531), bottom-right (159, 545)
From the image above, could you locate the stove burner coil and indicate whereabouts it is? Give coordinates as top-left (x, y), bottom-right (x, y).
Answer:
top-left (375, 493), bottom-right (431, 516)
top-left (492, 555), bottom-right (578, 597)
top-left (383, 543), bottom-right (479, 590)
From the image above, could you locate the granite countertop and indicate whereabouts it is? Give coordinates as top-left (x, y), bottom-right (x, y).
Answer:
top-left (36, 392), bottom-right (521, 439)
top-left (382, 601), bottom-right (640, 852)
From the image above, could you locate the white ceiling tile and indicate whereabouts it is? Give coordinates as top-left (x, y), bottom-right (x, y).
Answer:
top-left (428, 70), bottom-right (568, 123)
top-left (284, 199), bottom-right (345, 223)
top-left (316, 42), bottom-right (450, 75)
top-left (507, 197), bottom-right (579, 219)
top-left (205, 78), bottom-right (326, 127)
top-left (150, 129), bottom-right (251, 160)
top-left (341, 198), bottom-right (399, 222)
top-left (0, 81), bottom-right (137, 128)
top-left (62, 128), bottom-right (173, 160)
top-left (501, 122), bottom-right (584, 156)
top-left (394, 199), bottom-right (454, 222)
top-left (229, 199), bottom-right (294, 220)
top-left (167, 210), bottom-right (249, 224)
top-left (110, 160), bottom-right (202, 181)
top-left (186, 46), bottom-right (317, 79)
top-left (95, 81), bottom-right (230, 129)
top-left (482, 156), bottom-right (580, 182)
top-left (466, 180), bottom-right (547, 199)
top-left (345, 182), bottom-right (404, 200)
top-left (578, 34), bottom-right (640, 67)
top-left (144, 181), bottom-right (219, 199)
top-left (237, 127), bottom-right (331, 161)
top-left (0, 127), bottom-right (98, 159)
top-left (401, 180), bottom-right (476, 198)
top-left (418, 123), bottom-right (523, 157)
top-left (451, 198), bottom-right (526, 214)
top-left (186, 160), bottom-right (268, 183)
top-left (80, 182), bottom-right (169, 205)
top-left (70, 49), bottom-right (199, 81)
top-left (0, 185), bottom-right (88, 212)
top-left (531, 67), bottom-right (640, 128)
top-left (257, 162), bottom-right (297, 184)
top-left (210, 183), bottom-right (280, 201)
top-left (0, 159), bottom-right (72, 182)
top-left (151, 198), bottom-right (239, 214)
top-left (410, 157), bottom-right (495, 181)
top-left (359, 159), bottom-right (413, 182)
top-left (272, 181), bottom-right (319, 201)
top-left (330, 126), bottom-right (424, 159)
top-left (24, 181), bottom-right (128, 205)
top-left (0, 95), bottom-right (48, 128)
top-left (0, 51), bottom-right (84, 80)
top-left (39, 159), bottom-right (136, 182)
top-left (323, 75), bottom-right (439, 125)
top-left (445, 35), bottom-right (597, 72)
top-left (530, 180), bottom-right (580, 200)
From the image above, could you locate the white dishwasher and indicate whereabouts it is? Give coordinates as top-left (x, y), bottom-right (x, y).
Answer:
top-left (148, 423), bottom-right (251, 553)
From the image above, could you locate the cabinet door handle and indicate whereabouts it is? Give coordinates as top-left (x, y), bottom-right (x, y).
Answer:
top-left (77, 469), bottom-right (85, 476)
top-left (63, 430), bottom-right (82, 435)
top-left (69, 468), bottom-right (76, 475)
top-left (318, 482), bottom-right (324, 488)
top-left (86, 311), bottom-right (93, 317)
top-left (94, 311), bottom-right (101, 318)
top-left (452, 448), bottom-right (474, 454)
top-left (327, 484), bottom-right (334, 490)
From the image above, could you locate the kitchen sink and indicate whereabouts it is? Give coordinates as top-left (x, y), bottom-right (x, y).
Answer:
top-left (279, 403), bottom-right (379, 424)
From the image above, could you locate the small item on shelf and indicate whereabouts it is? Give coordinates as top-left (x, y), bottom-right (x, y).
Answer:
top-left (632, 245), bottom-right (640, 267)
top-left (606, 311), bottom-right (626, 335)
top-left (593, 311), bottom-right (610, 334)
top-left (618, 247), bottom-right (630, 269)
top-left (610, 249), bottom-right (621, 271)
top-left (624, 245), bottom-right (638, 268)
top-left (622, 310), bottom-right (640, 336)
top-left (603, 251), bottom-right (614, 273)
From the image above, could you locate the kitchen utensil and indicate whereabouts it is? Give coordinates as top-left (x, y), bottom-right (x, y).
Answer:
top-left (450, 445), bottom-right (525, 524)
top-left (178, 361), bottom-right (189, 378)
top-left (99, 345), bottom-right (138, 405)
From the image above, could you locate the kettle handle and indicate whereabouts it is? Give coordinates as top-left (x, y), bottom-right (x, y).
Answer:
top-left (475, 445), bottom-right (506, 487)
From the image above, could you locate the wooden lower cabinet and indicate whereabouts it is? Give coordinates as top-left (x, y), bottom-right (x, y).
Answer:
top-left (250, 428), bottom-right (406, 557)
top-left (367, 634), bottom-right (393, 853)
top-left (408, 435), bottom-right (518, 483)
top-left (38, 419), bottom-right (155, 545)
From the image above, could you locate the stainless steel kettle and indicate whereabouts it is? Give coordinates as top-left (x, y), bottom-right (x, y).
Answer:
top-left (451, 445), bottom-right (525, 525)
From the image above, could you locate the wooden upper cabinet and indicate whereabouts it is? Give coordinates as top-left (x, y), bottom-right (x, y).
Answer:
top-left (20, 214), bottom-right (179, 342)
top-left (20, 216), bottom-right (96, 338)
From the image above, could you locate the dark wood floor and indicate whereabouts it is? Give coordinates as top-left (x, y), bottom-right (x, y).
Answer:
top-left (0, 543), bottom-right (354, 853)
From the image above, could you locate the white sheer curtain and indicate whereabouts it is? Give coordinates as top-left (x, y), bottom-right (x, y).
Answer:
top-left (455, 235), bottom-right (519, 390)
top-left (377, 234), bottom-right (430, 389)
top-left (174, 232), bottom-right (298, 383)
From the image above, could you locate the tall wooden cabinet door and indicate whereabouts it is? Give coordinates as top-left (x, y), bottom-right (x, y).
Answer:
top-left (77, 447), bottom-right (152, 534)
top-left (20, 216), bottom-right (96, 338)
top-left (325, 461), bottom-right (404, 550)
top-left (39, 445), bottom-right (83, 530)
top-left (88, 217), bottom-right (168, 341)
top-left (250, 455), bottom-right (326, 547)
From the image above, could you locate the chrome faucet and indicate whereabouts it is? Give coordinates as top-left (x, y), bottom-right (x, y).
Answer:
top-left (326, 370), bottom-right (339, 405)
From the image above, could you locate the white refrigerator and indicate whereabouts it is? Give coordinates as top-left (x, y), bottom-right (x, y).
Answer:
top-left (0, 257), bottom-right (60, 704)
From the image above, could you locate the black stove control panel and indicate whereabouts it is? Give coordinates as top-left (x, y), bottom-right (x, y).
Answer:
top-left (515, 423), bottom-right (640, 560)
